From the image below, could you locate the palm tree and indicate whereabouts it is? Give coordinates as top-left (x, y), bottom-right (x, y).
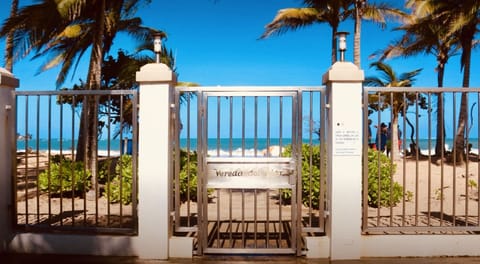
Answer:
top-left (260, 0), bottom-right (404, 68)
top-left (416, 0), bottom-right (479, 164)
top-left (350, 0), bottom-right (405, 67)
top-left (365, 61), bottom-right (422, 160)
top-left (4, 0), bottom-right (18, 72)
top-left (375, 0), bottom-right (459, 158)
top-left (1, 0), bottom-right (158, 194)
top-left (260, 0), bottom-right (350, 64)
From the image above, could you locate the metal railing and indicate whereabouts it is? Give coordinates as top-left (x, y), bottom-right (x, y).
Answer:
top-left (172, 86), bottom-right (327, 255)
top-left (363, 87), bottom-right (480, 234)
top-left (15, 90), bottom-right (138, 234)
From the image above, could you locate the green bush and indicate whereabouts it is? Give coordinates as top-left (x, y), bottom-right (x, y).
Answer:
top-left (367, 148), bottom-right (403, 207)
top-left (178, 149), bottom-right (199, 203)
top-left (105, 155), bottom-right (133, 205)
top-left (101, 150), bottom-right (202, 205)
top-left (281, 144), bottom-right (325, 209)
top-left (280, 144), bottom-right (403, 209)
top-left (38, 157), bottom-right (91, 195)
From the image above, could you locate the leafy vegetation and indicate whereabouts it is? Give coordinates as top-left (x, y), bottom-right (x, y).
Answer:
top-left (281, 144), bottom-right (325, 209)
top-left (367, 148), bottom-right (403, 207)
top-left (38, 156), bottom-right (91, 195)
top-left (105, 155), bottom-right (134, 205)
top-left (279, 145), bottom-right (403, 209)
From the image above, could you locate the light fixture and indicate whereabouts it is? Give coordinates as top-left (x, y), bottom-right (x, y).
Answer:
top-left (336, 31), bottom-right (349, 62)
top-left (153, 33), bottom-right (163, 63)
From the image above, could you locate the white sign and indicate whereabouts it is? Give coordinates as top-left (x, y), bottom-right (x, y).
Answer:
top-left (333, 128), bottom-right (361, 156)
top-left (206, 158), bottom-right (294, 189)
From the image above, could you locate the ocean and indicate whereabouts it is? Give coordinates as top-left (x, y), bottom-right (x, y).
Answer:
top-left (16, 138), bottom-right (480, 156)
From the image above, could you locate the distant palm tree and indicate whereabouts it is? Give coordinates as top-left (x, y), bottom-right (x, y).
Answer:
top-left (365, 61), bottom-right (422, 160)
top-left (376, 0), bottom-right (459, 157)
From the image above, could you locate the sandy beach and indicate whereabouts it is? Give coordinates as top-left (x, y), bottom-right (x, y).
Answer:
top-left (14, 149), bottom-right (480, 233)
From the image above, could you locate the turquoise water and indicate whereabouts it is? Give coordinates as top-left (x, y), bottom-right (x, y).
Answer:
top-left (16, 138), bottom-right (478, 153)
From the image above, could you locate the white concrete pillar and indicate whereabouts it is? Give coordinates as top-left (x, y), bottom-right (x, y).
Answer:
top-left (0, 68), bottom-right (19, 253)
top-left (135, 63), bottom-right (176, 259)
top-left (322, 61), bottom-right (364, 260)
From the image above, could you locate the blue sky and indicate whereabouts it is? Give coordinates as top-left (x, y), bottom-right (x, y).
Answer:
top-left (2, 0), bottom-right (479, 89)
top-left (3, 0), bottom-right (480, 143)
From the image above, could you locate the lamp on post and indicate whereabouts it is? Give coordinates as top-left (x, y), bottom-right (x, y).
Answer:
top-left (153, 33), bottom-right (163, 63)
top-left (336, 31), bottom-right (349, 62)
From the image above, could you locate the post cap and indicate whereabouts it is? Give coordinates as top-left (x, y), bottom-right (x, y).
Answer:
top-left (0, 67), bottom-right (19, 88)
top-left (322, 61), bottom-right (364, 84)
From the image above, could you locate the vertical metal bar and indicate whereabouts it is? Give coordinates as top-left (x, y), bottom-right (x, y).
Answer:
top-left (229, 188), bottom-right (233, 247)
top-left (118, 95), bottom-right (124, 227)
top-left (427, 93), bottom-right (432, 226)
top-left (196, 91), bottom-right (205, 254)
top-left (451, 92), bottom-right (457, 226)
top-left (267, 96), bottom-right (271, 156)
top-left (266, 189), bottom-right (270, 248)
top-left (279, 96), bottom-right (283, 154)
top-left (71, 95), bottom-right (76, 226)
top-left (106, 95), bottom-right (111, 226)
top-left (254, 189), bottom-right (257, 248)
top-left (242, 96), bottom-right (245, 157)
top-left (440, 91), bottom-right (445, 226)
top-left (320, 88), bottom-right (326, 231)
top-left (376, 92), bottom-right (381, 226)
top-left (24, 96), bottom-right (29, 225)
top-left (132, 91), bottom-right (139, 233)
top-left (465, 92), bottom-right (470, 226)
top-left (82, 95), bottom-right (87, 225)
top-left (389, 92), bottom-right (394, 227)
top-left (241, 189), bottom-right (245, 247)
top-left (295, 91), bottom-right (302, 255)
top-left (217, 96), bottom-right (221, 157)
top-left (35, 95), bottom-right (40, 224)
top-left (362, 89), bottom-right (370, 230)
top-left (229, 96), bottom-right (233, 157)
top-left (415, 92), bottom-right (419, 226)
top-left (186, 92), bottom-right (191, 227)
top-left (402, 92), bottom-right (407, 227)
top-left (59, 99), bottom-right (63, 226)
top-left (216, 189), bottom-right (220, 248)
top-left (48, 95), bottom-right (52, 224)
top-left (308, 92), bottom-right (313, 227)
top-left (254, 97), bottom-right (258, 157)
top-left (478, 91), bottom-right (480, 226)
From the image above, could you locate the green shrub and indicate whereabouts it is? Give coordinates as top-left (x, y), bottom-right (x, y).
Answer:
top-left (105, 155), bottom-right (133, 205)
top-left (367, 148), bottom-right (403, 207)
top-left (279, 144), bottom-right (403, 209)
top-left (38, 157), bottom-right (91, 195)
top-left (281, 144), bottom-right (325, 209)
top-left (101, 150), bottom-right (202, 205)
top-left (178, 149), bottom-right (199, 203)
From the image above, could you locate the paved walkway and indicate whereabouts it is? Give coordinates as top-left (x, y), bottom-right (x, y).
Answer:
top-left (2, 253), bottom-right (480, 264)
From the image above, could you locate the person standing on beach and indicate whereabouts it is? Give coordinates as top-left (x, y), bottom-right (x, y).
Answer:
top-left (376, 123), bottom-right (388, 152)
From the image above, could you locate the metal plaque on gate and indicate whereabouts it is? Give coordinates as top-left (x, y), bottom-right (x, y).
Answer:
top-left (206, 157), bottom-right (295, 189)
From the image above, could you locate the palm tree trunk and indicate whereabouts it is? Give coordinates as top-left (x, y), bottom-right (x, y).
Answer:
top-left (77, 0), bottom-right (105, 196)
top-left (331, 25), bottom-right (338, 64)
top-left (390, 114), bottom-right (400, 161)
top-left (353, 0), bottom-right (363, 68)
top-left (4, 0), bottom-right (18, 72)
top-left (454, 27), bottom-right (474, 166)
top-left (435, 60), bottom-right (445, 157)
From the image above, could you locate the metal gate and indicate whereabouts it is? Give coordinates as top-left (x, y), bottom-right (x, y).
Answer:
top-left (172, 86), bottom-right (327, 256)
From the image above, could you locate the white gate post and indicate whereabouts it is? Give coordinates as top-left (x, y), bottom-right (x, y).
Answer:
top-left (136, 63), bottom-right (176, 259)
top-left (0, 68), bottom-right (19, 253)
top-left (322, 61), bottom-right (364, 260)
